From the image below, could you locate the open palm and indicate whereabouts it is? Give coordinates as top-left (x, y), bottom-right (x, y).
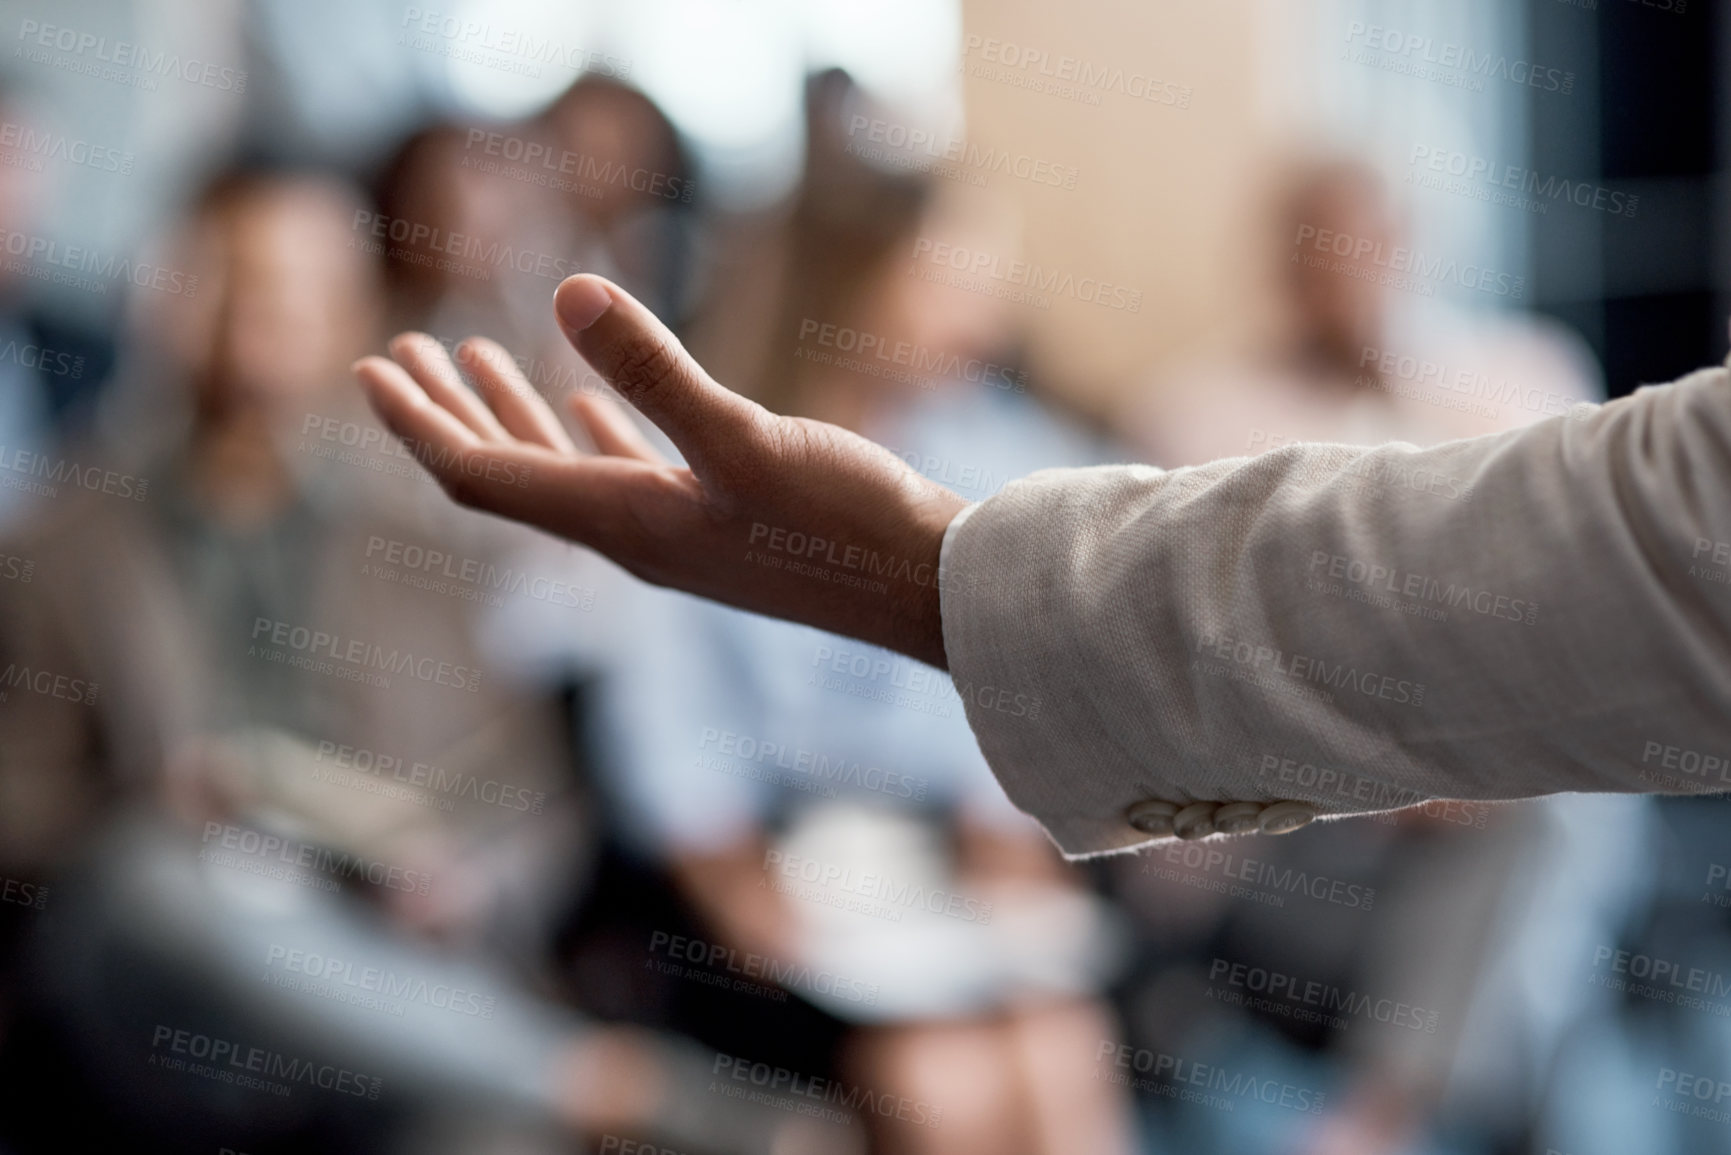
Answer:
top-left (353, 274), bottom-right (965, 668)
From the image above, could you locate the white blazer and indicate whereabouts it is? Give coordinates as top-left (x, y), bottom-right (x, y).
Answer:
top-left (939, 356), bottom-right (1731, 857)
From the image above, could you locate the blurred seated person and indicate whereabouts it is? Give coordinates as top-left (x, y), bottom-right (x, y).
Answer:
top-left (1124, 155), bottom-right (1601, 467)
top-left (538, 75), bottom-right (699, 327)
top-left (1107, 154), bottom-right (1596, 1155)
top-left (372, 121), bottom-right (570, 352)
top-left (0, 88), bottom-right (107, 531)
top-left (371, 83), bottom-right (700, 456)
top-left (490, 71), bottom-right (1136, 1155)
top-left (0, 170), bottom-right (833, 1155)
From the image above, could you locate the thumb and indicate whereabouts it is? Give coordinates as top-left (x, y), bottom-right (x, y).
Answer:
top-left (554, 274), bottom-right (763, 476)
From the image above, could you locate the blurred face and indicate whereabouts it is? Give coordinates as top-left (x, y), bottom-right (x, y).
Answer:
top-left (392, 130), bottom-right (539, 287)
top-left (552, 87), bottom-right (678, 223)
top-left (186, 185), bottom-right (375, 420)
top-left (1286, 173), bottom-right (1398, 359)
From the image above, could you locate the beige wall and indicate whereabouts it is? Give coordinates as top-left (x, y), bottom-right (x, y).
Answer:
top-left (958, 0), bottom-right (1304, 421)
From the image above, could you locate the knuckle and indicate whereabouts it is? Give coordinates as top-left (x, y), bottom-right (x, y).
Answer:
top-left (708, 410), bottom-right (782, 482)
top-left (766, 415), bottom-right (824, 465)
top-left (609, 336), bottom-right (684, 400)
top-left (436, 466), bottom-right (475, 508)
top-left (436, 453), bottom-right (485, 508)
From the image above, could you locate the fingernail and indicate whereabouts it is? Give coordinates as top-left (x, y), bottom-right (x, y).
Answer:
top-left (555, 276), bottom-right (613, 334)
top-left (350, 358), bottom-right (366, 373)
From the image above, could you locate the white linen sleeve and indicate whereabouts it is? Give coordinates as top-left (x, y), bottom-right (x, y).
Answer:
top-left (939, 363), bottom-right (1731, 858)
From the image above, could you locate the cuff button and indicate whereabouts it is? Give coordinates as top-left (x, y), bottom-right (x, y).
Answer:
top-left (1212, 802), bottom-right (1263, 835)
top-left (1173, 801), bottom-right (1219, 840)
top-left (1258, 800), bottom-right (1317, 835)
top-left (1126, 800), bottom-right (1179, 836)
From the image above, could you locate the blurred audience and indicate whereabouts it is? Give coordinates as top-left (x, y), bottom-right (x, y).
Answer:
top-left (0, 167), bottom-right (839, 1155)
top-left (0, 10), bottom-right (1709, 1151)
top-left (0, 90), bottom-right (111, 530)
top-left (1124, 156), bottom-right (1601, 467)
top-left (491, 71), bottom-right (1135, 1155)
top-left (1102, 151), bottom-right (1607, 1155)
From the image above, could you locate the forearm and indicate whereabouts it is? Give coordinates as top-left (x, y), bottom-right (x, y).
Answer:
top-left (356, 278), bottom-right (1731, 858)
top-left (942, 365), bottom-right (1731, 856)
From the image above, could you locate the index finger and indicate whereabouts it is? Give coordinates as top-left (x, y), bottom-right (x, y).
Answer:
top-left (354, 355), bottom-right (497, 500)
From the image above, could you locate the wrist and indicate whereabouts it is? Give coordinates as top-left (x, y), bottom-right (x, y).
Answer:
top-left (883, 490), bottom-right (969, 670)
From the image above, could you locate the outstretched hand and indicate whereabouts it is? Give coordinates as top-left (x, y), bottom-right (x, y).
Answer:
top-left (352, 275), bottom-right (966, 669)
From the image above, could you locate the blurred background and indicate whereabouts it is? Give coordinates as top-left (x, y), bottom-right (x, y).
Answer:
top-left (0, 1), bottom-right (1725, 1153)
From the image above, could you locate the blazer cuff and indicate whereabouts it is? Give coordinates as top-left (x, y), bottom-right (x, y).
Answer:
top-left (938, 469), bottom-right (1170, 858)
